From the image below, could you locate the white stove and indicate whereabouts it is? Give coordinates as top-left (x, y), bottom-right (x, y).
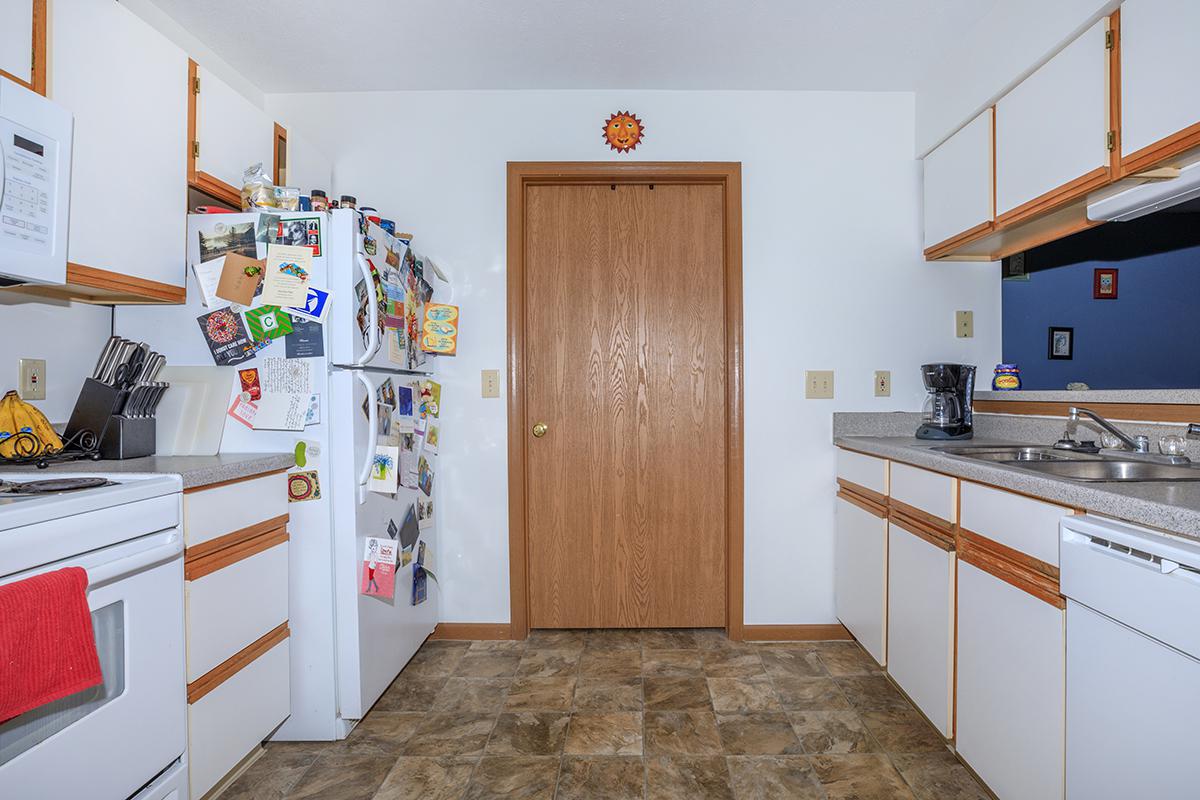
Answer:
top-left (0, 470), bottom-right (189, 800)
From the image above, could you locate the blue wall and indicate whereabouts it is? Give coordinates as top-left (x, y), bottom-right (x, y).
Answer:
top-left (1002, 213), bottom-right (1200, 390)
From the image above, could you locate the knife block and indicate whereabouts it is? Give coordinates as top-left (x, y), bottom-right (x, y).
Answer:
top-left (64, 377), bottom-right (156, 460)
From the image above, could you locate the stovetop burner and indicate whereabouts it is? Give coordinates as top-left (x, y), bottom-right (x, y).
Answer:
top-left (0, 477), bottom-right (116, 495)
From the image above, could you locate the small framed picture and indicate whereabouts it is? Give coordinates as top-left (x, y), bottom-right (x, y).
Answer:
top-left (1048, 326), bottom-right (1074, 360)
top-left (1094, 268), bottom-right (1118, 299)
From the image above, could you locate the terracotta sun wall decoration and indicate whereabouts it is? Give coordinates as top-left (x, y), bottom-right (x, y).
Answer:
top-left (603, 111), bottom-right (645, 153)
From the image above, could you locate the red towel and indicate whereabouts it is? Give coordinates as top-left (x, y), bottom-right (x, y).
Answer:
top-left (0, 567), bottom-right (103, 722)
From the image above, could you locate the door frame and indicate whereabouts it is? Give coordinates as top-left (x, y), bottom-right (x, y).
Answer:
top-left (506, 161), bottom-right (744, 640)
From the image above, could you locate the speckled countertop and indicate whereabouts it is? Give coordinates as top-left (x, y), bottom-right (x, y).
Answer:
top-left (835, 433), bottom-right (1200, 541)
top-left (1, 452), bottom-right (294, 490)
top-left (975, 388), bottom-right (1200, 404)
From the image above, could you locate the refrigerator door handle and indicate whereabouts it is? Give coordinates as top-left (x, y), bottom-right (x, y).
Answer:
top-left (354, 250), bottom-right (380, 366)
top-left (356, 370), bottom-right (376, 505)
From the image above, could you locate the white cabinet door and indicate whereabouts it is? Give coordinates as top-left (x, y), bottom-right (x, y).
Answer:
top-left (195, 66), bottom-right (275, 190)
top-left (50, 0), bottom-right (187, 288)
top-left (0, 0), bottom-right (35, 87)
top-left (996, 19), bottom-right (1110, 217)
top-left (834, 495), bottom-right (887, 666)
top-left (886, 522), bottom-right (954, 737)
top-left (1120, 0), bottom-right (1200, 160)
top-left (284, 128), bottom-right (333, 197)
top-left (922, 109), bottom-right (993, 249)
top-left (957, 560), bottom-right (1065, 800)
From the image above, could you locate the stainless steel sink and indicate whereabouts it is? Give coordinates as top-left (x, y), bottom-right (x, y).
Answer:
top-left (932, 445), bottom-right (1200, 482)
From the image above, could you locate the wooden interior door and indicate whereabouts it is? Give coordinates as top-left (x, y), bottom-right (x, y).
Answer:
top-left (523, 182), bottom-right (727, 628)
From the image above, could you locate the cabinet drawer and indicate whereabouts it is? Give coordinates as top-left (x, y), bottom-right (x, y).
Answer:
top-left (835, 495), bottom-right (888, 666)
top-left (188, 634), bottom-right (290, 799)
top-left (836, 449), bottom-right (888, 498)
top-left (183, 472), bottom-right (288, 548)
top-left (959, 481), bottom-right (1069, 569)
top-left (890, 463), bottom-right (956, 529)
top-left (186, 540), bottom-right (289, 682)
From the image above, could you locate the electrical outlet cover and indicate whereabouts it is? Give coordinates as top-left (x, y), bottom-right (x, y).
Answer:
top-left (481, 369), bottom-right (501, 398)
top-left (18, 358), bottom-right (46, 401)
top-left (874, 370), bottom-right (891, 397)
top-left (805, 370), bottom-right (835, 399)
top-left (956, 310), bottom-right (974, 338)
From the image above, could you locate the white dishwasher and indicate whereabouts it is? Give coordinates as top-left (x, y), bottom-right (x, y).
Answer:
top-left (1061, 515), bottom-right (1200, 800)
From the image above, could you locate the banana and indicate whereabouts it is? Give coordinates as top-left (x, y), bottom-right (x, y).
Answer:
top-left (0, 391), bottom-right (63, 457)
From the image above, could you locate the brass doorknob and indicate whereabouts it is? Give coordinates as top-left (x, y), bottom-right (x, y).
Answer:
top-left (532, 422), bottom-right (549, 438)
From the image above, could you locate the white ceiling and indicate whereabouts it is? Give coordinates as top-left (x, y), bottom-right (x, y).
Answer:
top-left (143, 0), bottom-right (998, 93)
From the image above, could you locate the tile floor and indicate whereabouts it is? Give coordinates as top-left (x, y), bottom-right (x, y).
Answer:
top-left (224, 630), bottom-right (990, 799)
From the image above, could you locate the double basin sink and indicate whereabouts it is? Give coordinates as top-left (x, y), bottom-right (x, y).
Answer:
top-left (934, 445), bottom-right (1200, 483)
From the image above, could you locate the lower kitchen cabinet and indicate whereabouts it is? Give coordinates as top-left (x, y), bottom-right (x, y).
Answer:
top-left (957, 558), bottom-right (1065, 800)
top-left (834, 489), bottom-right (888, 665)
top-left (886, 517), bottom-right (955, 737)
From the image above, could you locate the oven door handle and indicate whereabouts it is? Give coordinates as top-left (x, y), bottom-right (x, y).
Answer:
top-left (87, 533), bottom-right (182, 589)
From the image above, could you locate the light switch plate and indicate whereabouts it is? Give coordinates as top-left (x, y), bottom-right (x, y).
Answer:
top-left (481, 369), bottom-right (501, 398)
top-left (874, 370), bottom-right (891, 397)
top-left (956, 310), bottom-right (974, 338)
top-left (805, 370), bottom-right (835, 399)
top-left (18, 358), bottom-right (46, 400)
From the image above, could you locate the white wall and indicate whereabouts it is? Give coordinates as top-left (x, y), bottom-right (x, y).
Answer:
top-left (267, 89), bottom-right (1002, 625)
top-left (915, 0), bottom-right (1118, 156)
top-left (0, 295), bottom-right (112, 422)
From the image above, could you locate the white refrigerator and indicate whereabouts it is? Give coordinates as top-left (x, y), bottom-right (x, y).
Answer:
top-left (115, 208), bottom-right (445, 740)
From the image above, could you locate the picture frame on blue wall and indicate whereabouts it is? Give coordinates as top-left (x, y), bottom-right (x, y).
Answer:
top-left (1048, 326), bottom-right (1074, 360)
top-left (1094, 267), bottom-right (1118, 299)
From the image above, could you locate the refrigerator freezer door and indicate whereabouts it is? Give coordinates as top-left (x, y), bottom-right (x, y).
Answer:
top-left (328, 368), bottom-right (438, 720)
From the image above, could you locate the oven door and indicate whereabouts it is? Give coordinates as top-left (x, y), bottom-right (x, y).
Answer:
top-left (0, 528), bottom-right (186, 800)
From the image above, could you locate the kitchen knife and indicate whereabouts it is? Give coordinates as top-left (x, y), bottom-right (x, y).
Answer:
top-left (91, 336), bottom-right (121, 380)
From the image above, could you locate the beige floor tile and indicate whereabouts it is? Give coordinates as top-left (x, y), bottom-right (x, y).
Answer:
top-left (335, 711), bottom-right (424, 755)
top-left (556, 756), bottom-right (646, 800)
top-left (700, 650), bottom-right (765, 678)
top-left (644, 710), bottom-right (724, 755)
top-left (402, 646), bottom-right (468, 677)
top-left (715, 713), bottom-right (803, 756)
top-left (454, 652), bottom-right (523, 678)
top-left (285, 753), bottom-right (396, 799)
top-left (464, 755), bottom-right (559, 800)
top-left (431, 677), bottom-right (510, 712)
top-left (526, 629), bottom-right (587, 651)
top-left (504, 676), bottom-right (577, 711)
top-left (707, 676), bottom-right (781, 713)
top-left (485, 711), bottom-right (569, 755)
top-left (771, 676), bottom-right (852, 711)
top-left (812, 641), bottom-right (882, 677)
top-left (644, 676), bottom-right (714, 710)
top-left (891, 751), bottom-right (992, 800)
top-left (857, 707), bottom-right (948, 754)
top-left (645, 755), bottom-right (734, 800)
top-left (585, 629), bottom-right (642, 649)
top-left (789, 710), bottom-right (877, 754)
top-left (468, 639), bottom-right (527, 653)
top-left (516, 649), bottom-right (581, 678)
top-left (758, 649), bottom-right (827, 680)
top-left (808, 753), bottom-right (916, 800)
top-left (692, 629), bottom-right (752, 652)
top-left (220, 747), bottom-right (317, 799)
top-left (565, 711), bottom-right (644, 755)
top-left (372, 757), bottom-right (477, 800)
top-left (580, 649), bottom-right (643, 679)
top-left (641, 629), bottom-right (699, 649)
top-left (643, 649), bottom-right (704, 677)
top-left (573, 676), bottom-right (644, 710)
top-left (835, 675), bottom-right (910, 711)
top-left (374, 675), bottom-right (448, 712)
top-left (726, 755), bottom-right (825, 800)
top-left (402, 712), bottom-right (498, 756)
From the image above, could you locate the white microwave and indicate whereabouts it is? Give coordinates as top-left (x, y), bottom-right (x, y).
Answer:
top-left (0, 76), bottom-right (72, 286)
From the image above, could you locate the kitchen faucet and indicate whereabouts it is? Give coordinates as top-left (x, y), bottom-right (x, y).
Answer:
top-left (1067, 406), bottom-right (1149, 453)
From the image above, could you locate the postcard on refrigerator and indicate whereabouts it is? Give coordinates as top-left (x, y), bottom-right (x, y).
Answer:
top-left (361, 537), bottom-right (397, 599)
top-left (197, 308), bottom-right (256, 366)
top-left (216, 253), bottom-right (265, 306)
top-left (370, 445), bottom-right (400, 493)
top-left (252, 393), bottom-right (308, 431)
top-left (417, 494), bottom-right (434, 530)
top-left (261, 244), bottom-right (313, 306)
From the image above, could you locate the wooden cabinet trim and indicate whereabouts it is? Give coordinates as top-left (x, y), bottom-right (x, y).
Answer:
top-left (187, 59), bottom-right (198, 183)
top-left (8, 263), bottom-right (188, 305)
top-left (973, 399), bottom-right (1200, 424)
top-left (836, 487), bottom-right (888, 519)
top-left (891, 509), bottom-right (955, 552)
top-left (184, 513), bottom-right (289, 562)
top-left (185, 525), bottom-right (288, 581)
top-left (190, 171), bottom-right (241, 209)
top-left (742, 624), bottom-right (853, 642)
top-left (186, 622), bottom-right (289, 704)
top-left (922, 220), bottom-right (995, 260)
top-left (994, 166), bottom-right (1111, 228)
top-left (888, 497), bottom-right (954, 538)
top-left (0, 0), bottom-right (46, 95)
top-left (273, 123), bottom-right (288, 186)
top-left (835, 478), bottom-right (888, 511)
top-left (1108, 10), bottom-right (1122, 178)
top-left (958, 526), bottom-right (1058, 581)
top-left (182, 467), bottom-right (290, 494)
top-left (1121, 121), bottom-right (1200, 175)
top-left (959, 535), bottom-right (1064, 608)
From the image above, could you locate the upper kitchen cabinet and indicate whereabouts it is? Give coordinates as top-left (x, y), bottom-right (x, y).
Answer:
top-left (1119, 0), bottom-right (1200, 173)
top-left (189, 62), bottom-right (276, 206)
top-left (48, 0), bottom-right (188, 303)
top-left (995, 18), bottom-right (1112, 224)
top-left (922, 109), bottom-right (993, 257)
top-left (0, 0), bottom-right (45, 95)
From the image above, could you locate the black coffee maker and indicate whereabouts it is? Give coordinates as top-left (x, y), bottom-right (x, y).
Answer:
top-left (915, 363), bottom-right (976, 440)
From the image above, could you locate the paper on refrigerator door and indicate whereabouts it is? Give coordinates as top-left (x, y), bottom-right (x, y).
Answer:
top-left (252, 393), bottom-right (308, 431)
top-left (261, 244), bottom-right (313, 306)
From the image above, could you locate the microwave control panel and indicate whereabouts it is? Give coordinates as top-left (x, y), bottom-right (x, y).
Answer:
top-left (0, 126), bottom-right (55, 257)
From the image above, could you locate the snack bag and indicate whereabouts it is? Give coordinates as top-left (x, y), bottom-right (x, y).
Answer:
top-left (241, 162), bottom-right (276, 211)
